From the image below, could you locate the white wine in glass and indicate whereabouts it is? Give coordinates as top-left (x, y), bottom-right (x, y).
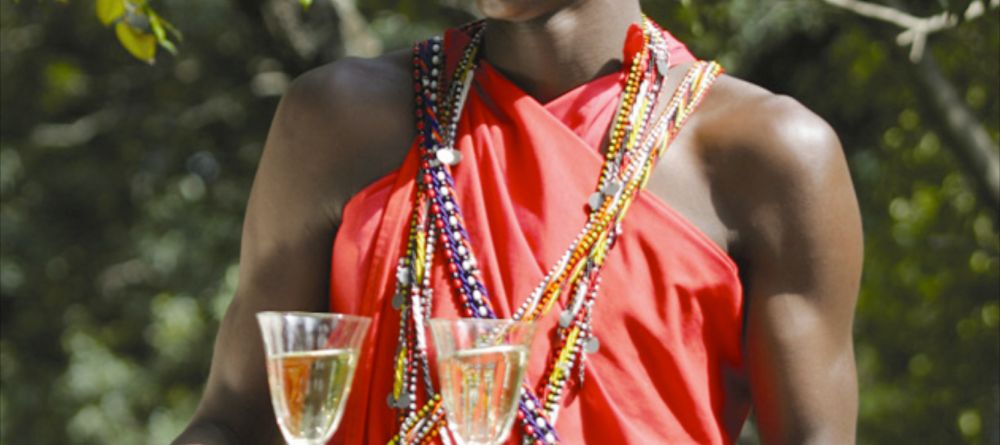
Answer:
top-left (257, 312), bottom-right (370, 445)
top-left (430, 318), bottom-right (537, 445)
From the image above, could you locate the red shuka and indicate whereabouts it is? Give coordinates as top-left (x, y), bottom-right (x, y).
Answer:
top-left (328, 25), bottom-right (748, 444)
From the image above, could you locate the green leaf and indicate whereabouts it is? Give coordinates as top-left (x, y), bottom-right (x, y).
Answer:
top-left (158, 39), bottom-right (178, 55)
top-left (96, 0), bottom-right (125, 25)
top-left (148, 13), bottom-right (166, 41)
top-left (114, 22), bottom-right (157, 64)
top-left (147, 12), bottom-right (179, 55)
top-left (155, 13), bottom-right (183, 41)
top-left (300, 0), bottom-right (313, 10)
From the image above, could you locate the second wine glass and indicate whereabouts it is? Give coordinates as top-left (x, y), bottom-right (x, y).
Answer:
top-left (429, 318), bottom-right (537, 445)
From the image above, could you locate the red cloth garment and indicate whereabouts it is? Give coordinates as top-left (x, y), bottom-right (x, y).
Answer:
top-left (329, 25), bottom-right (748, 444)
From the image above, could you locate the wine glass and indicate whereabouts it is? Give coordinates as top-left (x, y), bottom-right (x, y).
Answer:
top-left (256, 311), bottom-right (371, 445)
top-left (429, 318), bottom-right (537, 445)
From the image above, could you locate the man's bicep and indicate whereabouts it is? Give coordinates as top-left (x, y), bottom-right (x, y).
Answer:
top-left (187, 195), bottom-right (337, 444)
top-left (745, 291), bottom-right (859, 444)
top-left (736, 100), bottom-right (863, 444)
top-left (178, 76), bottom-right (346, 444)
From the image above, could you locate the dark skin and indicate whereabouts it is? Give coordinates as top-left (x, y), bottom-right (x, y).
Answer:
top-left (174, 0), bottom-right (862, 443)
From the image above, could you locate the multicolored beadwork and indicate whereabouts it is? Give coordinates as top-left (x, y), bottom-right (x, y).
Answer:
top-left (387, 17), bottom-right (723, 445)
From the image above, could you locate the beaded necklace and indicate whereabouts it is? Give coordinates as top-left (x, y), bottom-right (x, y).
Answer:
top-left (386, 18), bottom-right (723, 445)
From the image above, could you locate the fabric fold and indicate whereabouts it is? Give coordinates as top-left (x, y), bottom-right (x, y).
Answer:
top-left (329, 24), bottom-right (747, 445)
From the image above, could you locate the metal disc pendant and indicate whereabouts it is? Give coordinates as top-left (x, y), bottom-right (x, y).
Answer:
top-left (396, 391), bottom-right (412, 408)
top-left (584, 336), bottom-right (600, 354)
top-left (588, 192), bottom-right (605, 211)
top-left (436, 148), bottom-right (462, 166)
top-left (559, 310), bottom-right (574, 328)
top-left (391, 293), bottom-right (404, 310)
top-left (602, 180), bottom-right (622, 196)
top-left (656, 55), bottom-right (670, 76)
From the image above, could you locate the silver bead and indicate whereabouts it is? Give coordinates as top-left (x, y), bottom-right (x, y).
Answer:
top-left (584, 336), bottom-right (600, 354)
top-left (587, 192), bottom-right (604, 211)
top-left (558, 310), bottom-right (573, 328)
top-left (436, 148), bottom-right (462, 166)
top-left (602, 180), bottom-right (622, 195)
top-left (396, 267), bottom-right (411, 285)
top-left (392, 293), bottom-right (404, 310)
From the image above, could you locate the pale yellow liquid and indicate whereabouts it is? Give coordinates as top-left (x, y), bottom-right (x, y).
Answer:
top-left (266, 349), bottom-right (356, 444)
top-left (438, 345), bottom-right (528, 445)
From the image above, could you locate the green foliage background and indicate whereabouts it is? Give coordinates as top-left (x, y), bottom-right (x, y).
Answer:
top-left (0, 0), bottom-right (997, 444)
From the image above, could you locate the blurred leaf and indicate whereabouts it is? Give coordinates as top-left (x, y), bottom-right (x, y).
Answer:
top-left (148, 12), bottom-right (166, 41)
top-left (148, 13), bottom-right (177, 55)
top-left (156, 13), bottom-right (183, 42)
top-left (114, 22), bottom-right (157, 64)
top-left (96, 0), bottom-right (125, 26)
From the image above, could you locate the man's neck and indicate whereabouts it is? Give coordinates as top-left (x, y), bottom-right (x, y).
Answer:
top-left (482, 0), bottom-right (644, 103)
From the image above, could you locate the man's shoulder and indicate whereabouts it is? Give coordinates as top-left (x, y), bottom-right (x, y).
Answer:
top-left (695, 74), bottom-right (842, 173)
top-left (689, 74), bottom-right (849, 249)
top-left (260, 50), bottom-right (417, 223)
top-left (280, 49), bottom-right (414, 140)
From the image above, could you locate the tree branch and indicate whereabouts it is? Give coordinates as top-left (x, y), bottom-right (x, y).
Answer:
top-left (822, 0), bottom-right (1000, 61)
top-left (823, 0), bottom-right (1000, 209)
top-left (915, 52), bottom-right (1000, 208)
top-left (328, 0), bottom-right (381, 57)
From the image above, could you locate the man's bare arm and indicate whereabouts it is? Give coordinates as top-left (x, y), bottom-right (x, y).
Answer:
top-left (172, 54), bottom-right (413, 444)
top-left (707, 91), bottom-right (863, 444)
